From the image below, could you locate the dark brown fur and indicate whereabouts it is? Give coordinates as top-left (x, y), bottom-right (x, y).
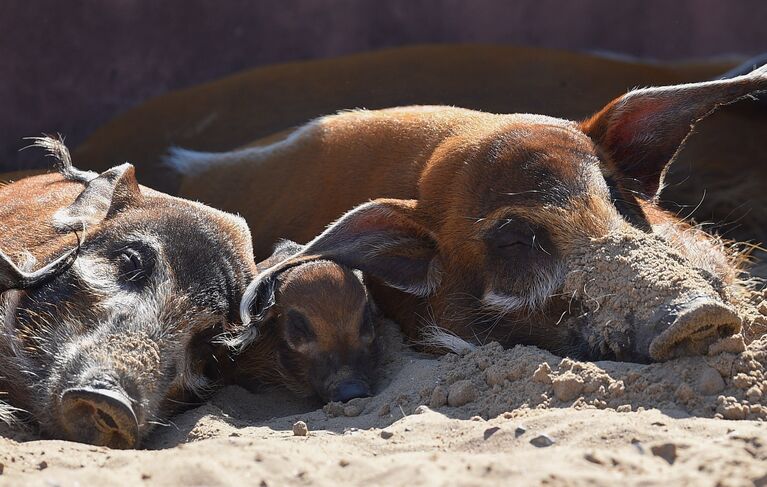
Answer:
top-left (0, 142), bottom-right (256, 448)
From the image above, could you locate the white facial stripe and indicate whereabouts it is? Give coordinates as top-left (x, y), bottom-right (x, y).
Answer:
top-left (73, 256), bottom-right (121, 295)
top-left (417, 324), bottom-right (476, 354)
top-left (482, 291), bottom-right (527, 312)
top-left (482, 262), bottom-right (565, 313)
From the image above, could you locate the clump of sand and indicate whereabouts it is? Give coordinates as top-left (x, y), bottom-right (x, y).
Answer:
top-left (428, 333), bottom-right (765, 421)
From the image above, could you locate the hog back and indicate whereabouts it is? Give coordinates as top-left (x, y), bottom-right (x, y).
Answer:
top-left (73, 45), bottom-right (735, 193)
top-left (72, 46), bottom-right (767, 266)
top-left (0, 173), bottom-right (83, 259)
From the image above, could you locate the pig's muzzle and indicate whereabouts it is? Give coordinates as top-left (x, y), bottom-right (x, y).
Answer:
top-left (330, 379), bottom-right (372, 403)
top-left (60, 384), bottom-right (139, 449)
top-left (645, 297), bottom-right (741, 361)
top-left (52, 330), bottom-right (160, 449)
top-left (563, 229), bottom-right (743, 363)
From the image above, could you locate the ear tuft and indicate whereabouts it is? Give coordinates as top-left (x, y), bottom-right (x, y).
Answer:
top-left (24, 134), bottom-right (98, 183)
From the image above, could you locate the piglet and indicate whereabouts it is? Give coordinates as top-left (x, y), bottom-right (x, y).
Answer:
top-left (227, 240), bottom-right (379, 403)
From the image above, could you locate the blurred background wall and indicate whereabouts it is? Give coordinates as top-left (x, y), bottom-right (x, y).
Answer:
top-left (1, 0), bottom-right (764, 170)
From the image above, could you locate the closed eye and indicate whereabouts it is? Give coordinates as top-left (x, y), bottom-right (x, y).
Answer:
top-left (497, 239), bottom-right (530, 249)
top-left (484, 218), bottom-right (554, 259)
top-left (492, 222), bottom-right (535, 249)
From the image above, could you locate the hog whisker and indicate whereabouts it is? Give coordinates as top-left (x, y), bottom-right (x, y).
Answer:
top-left (677, 188), bottom-right (707, 221)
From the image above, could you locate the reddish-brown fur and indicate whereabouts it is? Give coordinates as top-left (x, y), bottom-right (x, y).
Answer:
top-left (70, 47), bottom-right (767, 258)
top-left (227, 241), bottom-right (378, 403)
top-left (174, 66), bottom-right (766, 361)
top-left (71, 46), bottom-right (738, 194)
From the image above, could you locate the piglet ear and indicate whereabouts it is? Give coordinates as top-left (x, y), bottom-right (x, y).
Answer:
top-left (298, 199), bottom-right (441, 296)
top-left (582, 62), bottom-right (767, 199)
top-left (231, 199), bottom-right (441, 350)
top-left (53, 163), bottom-right (142, 231)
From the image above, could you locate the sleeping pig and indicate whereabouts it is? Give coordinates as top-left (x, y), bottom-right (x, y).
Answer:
top-left (226, 240), bottom-right (379, 403)
top-left (0, 137), bottom-right (256, 448)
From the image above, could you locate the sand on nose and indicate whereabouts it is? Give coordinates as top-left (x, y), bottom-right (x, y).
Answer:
top-left (562, 228), bottom-right (745, 361)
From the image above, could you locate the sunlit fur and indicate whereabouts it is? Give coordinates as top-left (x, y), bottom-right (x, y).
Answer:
top-left (176, 66), bottom-right (765, 361)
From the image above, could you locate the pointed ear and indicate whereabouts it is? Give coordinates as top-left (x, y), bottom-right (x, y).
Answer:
top-left (53, 163), bottom-right (142, 231)
top-left (236, 199), bottom-right (440, 337)
top-left (581, 63), bottom-right (767, 199)
top-left (0, 246), bottom-right (79, 292)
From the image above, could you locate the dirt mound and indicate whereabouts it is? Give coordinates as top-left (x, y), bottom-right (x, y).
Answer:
top-left (428, 333), bottom-right (765, 421)
top-left (1, 293), bottom-right (766, 485)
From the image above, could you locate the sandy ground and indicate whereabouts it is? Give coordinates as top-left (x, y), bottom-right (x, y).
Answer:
top-left (1, 292), bottom-right (767, 487)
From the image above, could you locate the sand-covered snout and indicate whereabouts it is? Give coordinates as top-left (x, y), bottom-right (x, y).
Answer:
top-left (563, 228), bottom-right (742, 362)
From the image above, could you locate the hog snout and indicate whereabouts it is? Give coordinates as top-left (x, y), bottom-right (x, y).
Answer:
top-left (563, 228), bottom-right (743, 363)
top-left (49, 330), bottom-right (161, 447)
top-left (60, 384), bottom-right (139, 449)
top-left (646, 297), bottom-right (741, 361)
top-left (330, 379), bottom-right (371, 403)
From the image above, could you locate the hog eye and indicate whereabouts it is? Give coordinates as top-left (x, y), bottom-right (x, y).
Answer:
top-left (485, 220), bottom-right (555, 262)
top-left (285, 310), bottom-right (317, 348)
top-left (489, 222), bottom-right (535, 251)
top-left (116, 247), bottom-right (152, 285)
top-left (496, 231), bottom-right (532, 249)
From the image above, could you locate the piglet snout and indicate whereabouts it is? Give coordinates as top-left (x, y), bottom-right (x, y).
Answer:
top-left (330, 379), bottom-right (371, 403)
top-left (60, 385), bottom-right (139, 449)
top-left (648, 297), bottom-right (741, 361)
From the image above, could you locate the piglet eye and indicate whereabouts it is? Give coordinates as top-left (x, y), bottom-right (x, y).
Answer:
top-left (285, 310), bottom-right (317, 349)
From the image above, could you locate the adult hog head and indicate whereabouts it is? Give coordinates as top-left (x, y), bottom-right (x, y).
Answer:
top-left (242, 64), bottom-right (767, 363)
top-left (2, 140), bottom-right (256, 448)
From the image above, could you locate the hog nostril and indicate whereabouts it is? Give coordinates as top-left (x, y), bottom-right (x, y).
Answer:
top-left (648, 298), bottom-right (742, 361)
top-left (96, 408), bottom-right (119, 430)
top-left (331, 380), bottom-right (371, 403)
top-left (60, 387), bottom-right (139, 449)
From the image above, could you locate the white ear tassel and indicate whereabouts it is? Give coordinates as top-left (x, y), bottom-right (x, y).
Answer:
top-left (23, 135), bottom-right (97, 183)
